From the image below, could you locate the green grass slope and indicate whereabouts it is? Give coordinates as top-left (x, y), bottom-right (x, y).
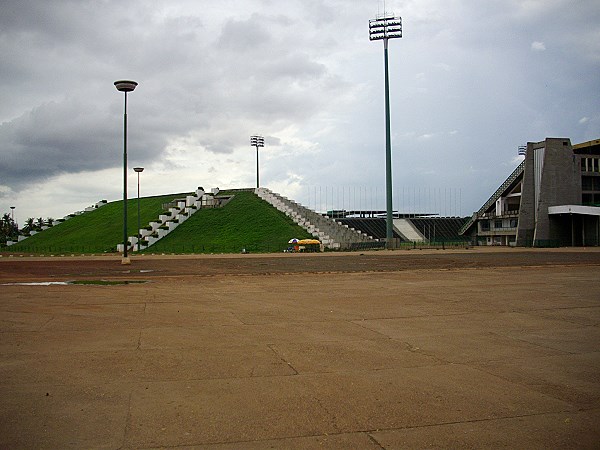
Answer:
top-left (5, 190), bottom-right (313, 254)
top-left (6, 193), bottom-right (186, 253)
top-left (145, 190), bottom-right (312, 254)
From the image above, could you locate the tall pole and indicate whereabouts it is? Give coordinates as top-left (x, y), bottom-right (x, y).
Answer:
top-left (383, 38), bottom-right (393, 246)
top-left (256, 144), bottom-right (259, 188)
top-left (137, 169), bottom-right (139, 249)
top-left (114, 80), bottom-right (138, 264)
top-left (123, 91), bottom-right (128, 260)
top-left (370, 14), bottom-right (402, 250)
top-left (250, 135), bottom-right (265, 189)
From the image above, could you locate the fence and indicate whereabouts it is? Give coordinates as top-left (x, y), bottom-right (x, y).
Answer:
top-left (1, 238), bottom-right (474, 255)
top-left (0, 245), bottom-right (115, 254)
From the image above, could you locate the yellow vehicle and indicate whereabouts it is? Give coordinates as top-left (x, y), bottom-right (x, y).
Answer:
top-left (287, 238), bottom-right (322, 252)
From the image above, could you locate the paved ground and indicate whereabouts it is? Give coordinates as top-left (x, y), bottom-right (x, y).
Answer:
top-left (0, 248), bottom-right (599, 449)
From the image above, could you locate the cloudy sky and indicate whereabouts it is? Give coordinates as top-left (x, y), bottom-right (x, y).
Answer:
top-left (1, 0), bottom-right (599, 223)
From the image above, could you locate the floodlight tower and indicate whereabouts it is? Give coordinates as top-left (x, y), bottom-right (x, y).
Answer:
top-left (114, 80), bottom-right (138, 264)
top-left (250, 135), bottom-right (265, 188)
top-left (369, 13), bottom-right (402, 249)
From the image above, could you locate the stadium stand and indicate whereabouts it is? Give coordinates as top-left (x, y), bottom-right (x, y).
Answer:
top-left (410, 217), bottom-right (469, 242)
top-left (461, 137), bottom-right (600, 246)
top-left (337, 218), bottom-right (402, 240)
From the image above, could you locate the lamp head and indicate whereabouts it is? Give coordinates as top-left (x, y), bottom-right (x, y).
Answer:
top-left (369, 16), bottom-right (402, 41)
top-left (114, 80), bottom-right (138, 92)
top-left (250, 135), bottom-right (265, 147)
top-left (133, 167), bottom-right (144, 173)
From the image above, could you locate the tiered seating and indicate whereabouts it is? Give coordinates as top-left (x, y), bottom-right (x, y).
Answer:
top-left (459, 160), bottom-right (525, 235)
top-left (337, 218), bottom-right (402, 240)
top-left (6, 199), bottom-right (109, 247)
top-left (117, 187), bottom-right (223, 252)
top-left (409, 217), bottom-right (469, 241)
top-left (255, 188), bottom-right (376, 249)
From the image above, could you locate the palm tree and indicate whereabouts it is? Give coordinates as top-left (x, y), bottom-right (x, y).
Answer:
top-left (23, 217), bottom-right (35, 234)
top-left (1, 213), bottom-right (10, 229)
top-left (1, 213), bottom-right (18, 243)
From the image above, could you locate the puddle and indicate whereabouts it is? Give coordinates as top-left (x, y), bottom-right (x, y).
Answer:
top-left (121, 269), bottom-right (154, 274)
top-left (3, 280), bottom-right (148, 286)
top-left (71, 280), bottom-right (148, 286)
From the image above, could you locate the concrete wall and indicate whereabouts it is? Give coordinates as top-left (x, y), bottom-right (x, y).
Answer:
top-left (516, 141), bottom-right (538, 246)
top-left (517, 138), bottom-right (580, 246)
top-left (533, 138), bottom-right (580, 244)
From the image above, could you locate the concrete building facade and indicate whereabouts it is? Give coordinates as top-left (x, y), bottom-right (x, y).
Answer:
top-left (460, 137), bottom-right (600, 246)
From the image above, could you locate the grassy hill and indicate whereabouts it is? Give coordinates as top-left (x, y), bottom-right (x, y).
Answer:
top-left (5, 193), bottom-right (187, 253)
top-left (4, 190), bottom-right (312, 254)
top-left (145, 190), bottom-right (312, 254)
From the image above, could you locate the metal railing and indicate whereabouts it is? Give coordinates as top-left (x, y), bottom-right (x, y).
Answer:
top-left (459, 160), bottom-right (525, 235)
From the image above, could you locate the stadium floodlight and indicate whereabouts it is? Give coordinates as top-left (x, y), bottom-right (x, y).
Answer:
top-left (250, 135), bottom-right (265, 188)
top-left (134, 167), bottom-right (144, 252)
top-left (369, 13), bottom-right (402, 249)
top-left (114, 80), bottom-right (138, 264)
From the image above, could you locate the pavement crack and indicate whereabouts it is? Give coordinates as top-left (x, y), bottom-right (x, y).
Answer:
top-left (367, 433), bottom-right (387, 449)
top-left (38, 315), bottom-right (55, 331)
top-left (119, 391), bottom-right (133, 450)
top-left (267, 344), bottom-right (299, 375)
top-left (135, 302), bottom-right (147, 351)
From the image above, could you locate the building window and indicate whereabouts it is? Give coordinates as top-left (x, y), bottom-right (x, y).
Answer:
top-left (582, 157), bottom-right (600, 172)
top-left (481, 220), bottom-right (490, 231)
top-left (510, 218), bottom-right (518, 228)
top-left (494, 220), bottom-right (503, 229)
top-left (582, 176), bottom-right (594, 190)
top-left (582, 193), bottom-right (593, 205)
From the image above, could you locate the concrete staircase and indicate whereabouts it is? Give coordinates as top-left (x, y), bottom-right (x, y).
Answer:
top-left (118, 187), bottom-right (223, 253)
top-left (255, 187), bottom-right (376, 249)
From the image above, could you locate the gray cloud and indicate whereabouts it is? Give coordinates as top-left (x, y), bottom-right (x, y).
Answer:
top-left (1, 0), bottom-right (599, 220)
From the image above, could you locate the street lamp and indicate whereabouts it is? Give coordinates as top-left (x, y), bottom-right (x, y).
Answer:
top-left (10, 206), bottom-right (15, 222)
top-left (114, 80), bottom-right (138, 264)
top-left (134, 167), bottom-right (144, 252)
top-left (250, 135), bottom-right (264, 188)
top-left (369, 13), bottom-right (402, 249)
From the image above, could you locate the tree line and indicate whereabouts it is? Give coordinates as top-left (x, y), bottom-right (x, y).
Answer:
top-left (1, 215), bottom-right (54, 245)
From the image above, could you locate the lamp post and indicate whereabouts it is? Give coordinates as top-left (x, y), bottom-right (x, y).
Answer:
top-left (369, 13), bottom-right (402, 249)
top-left (250, 135), bottom-right (264, 188)
top-left (114, 80), bottom-right (138, 264)
top-left (133, 167), bottom-right (144, 252)
top-left (10, 206), bottom-right (15, 222)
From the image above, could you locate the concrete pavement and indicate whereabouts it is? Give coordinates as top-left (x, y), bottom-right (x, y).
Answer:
top-left (0, 254), bottom-right (598, 448)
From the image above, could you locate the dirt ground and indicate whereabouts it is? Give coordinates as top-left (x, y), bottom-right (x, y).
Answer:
top-left (0, 248), bottom-right (599, 448)
top-left (1, 247), bottom-right (600, 281)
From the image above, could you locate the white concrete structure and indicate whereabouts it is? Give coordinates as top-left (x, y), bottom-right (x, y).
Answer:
top-left (120, 188), bottom-right (224, 253)
top-left (255, 187), bottom-right (376, 249)
top-left (6, 199), bottom-right (107, 247)
top-left (393, 219), bottom-right (425, 242)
